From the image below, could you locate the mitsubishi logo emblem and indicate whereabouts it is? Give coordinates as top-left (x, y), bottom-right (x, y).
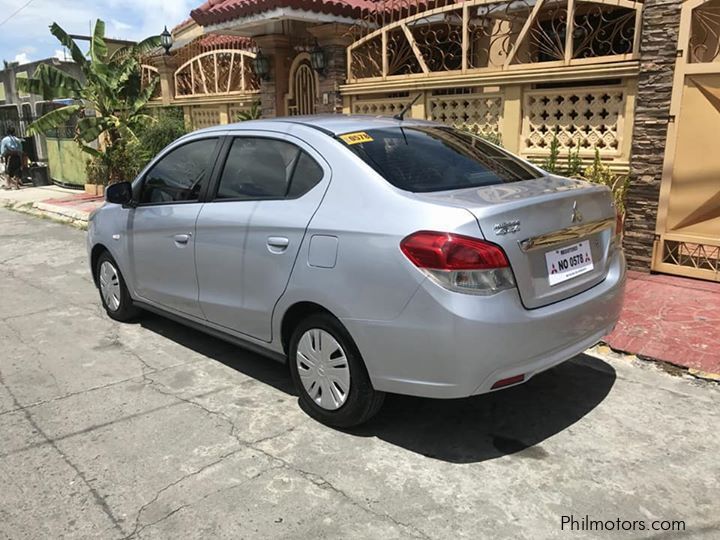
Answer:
top-left (571, 201), bottom-right (583, 223)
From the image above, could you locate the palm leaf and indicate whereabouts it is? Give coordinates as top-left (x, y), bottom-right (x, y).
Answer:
top-left (131, 79), bottom-right (159, 114)
top-left (50, 23), bottom-right (87, 67)
top-left (90, 19), bottom-right (108, 62)
top-left (77, 116), bottom-right (113, 143)
top-left (26, 104), bottom-right (82, 136)
top-left (132, 36), bottom-right (162, 57)
top-left (17, 63), bottom-right (82, 100)
top-left (79, 144), bottom-right (103, 158)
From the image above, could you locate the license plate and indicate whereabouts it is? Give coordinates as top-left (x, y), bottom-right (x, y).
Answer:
top-left (545, 240), bottom-right (594, 286)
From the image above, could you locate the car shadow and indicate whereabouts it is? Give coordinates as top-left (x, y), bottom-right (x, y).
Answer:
top-left (140, 314), bottom-right (616, 464)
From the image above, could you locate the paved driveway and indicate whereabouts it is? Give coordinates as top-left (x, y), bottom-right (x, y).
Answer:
top-left (1, 208), bottom-right (718, 539)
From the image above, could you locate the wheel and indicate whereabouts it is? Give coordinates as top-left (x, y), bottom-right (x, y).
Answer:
top-left (288, 313), bottom-right (385, 427)
top-left (95, 251), bottom-right (141, 322)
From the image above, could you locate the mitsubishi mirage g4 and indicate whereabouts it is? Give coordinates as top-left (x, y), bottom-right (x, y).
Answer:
top-left (88, 116), bottom-right (626, 427)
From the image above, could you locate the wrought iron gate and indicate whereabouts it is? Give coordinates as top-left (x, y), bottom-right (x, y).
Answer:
top-left (286, 54), bottom-right (318, 116)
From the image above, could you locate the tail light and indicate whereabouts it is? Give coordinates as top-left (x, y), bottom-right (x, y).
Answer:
top-left (400, 231), bottom-right (516, 295)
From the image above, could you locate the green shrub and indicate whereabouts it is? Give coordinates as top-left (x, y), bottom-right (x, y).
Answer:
top-left (582, 148), bottom-right (629, 215)
top-left (236, 102), bottom-right (262, 122)
top-left (137, 107), bottom-right (187, 166)
top-left (86, 138), bottom-right (144, 185)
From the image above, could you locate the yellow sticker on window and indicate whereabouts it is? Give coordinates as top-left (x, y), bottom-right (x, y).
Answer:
top-left (340, 132), bottom-right (374, 145)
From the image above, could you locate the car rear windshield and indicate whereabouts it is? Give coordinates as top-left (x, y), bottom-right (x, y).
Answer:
top-left (339, 126), bottom-right (541, 192)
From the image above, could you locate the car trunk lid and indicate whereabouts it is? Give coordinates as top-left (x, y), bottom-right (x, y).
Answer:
top-left (413, 176), bottom-right (617, 309)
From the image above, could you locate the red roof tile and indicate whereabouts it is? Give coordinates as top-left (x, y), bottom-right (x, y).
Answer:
top-left (172, 17), bottom-right (196, 33)
top-left (190, 0), bottom-right (379, 26)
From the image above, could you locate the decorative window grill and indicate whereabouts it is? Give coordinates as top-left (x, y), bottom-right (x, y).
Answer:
top-left (522, 86), bottom-right (625, 155)
top-left (352, 96), bottom-right (413, 117)
top-left (689, 0), bottom-right (720, 63)
top-left (191, 107), bottom-right (222, 130)
top-left (429, 93), bottom-right (503, 136)
top-left (140, 65), bottom-right (161, 101)
top-left (663, 240), bottom-right (720, 273)
top-left (174, 49), bottom-right (259, 98)
top-left (348, 0), bottom-right (642, 81)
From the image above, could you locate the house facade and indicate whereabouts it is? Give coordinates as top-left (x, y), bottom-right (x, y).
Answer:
top-left (145, 0), bottom-right (720, 282)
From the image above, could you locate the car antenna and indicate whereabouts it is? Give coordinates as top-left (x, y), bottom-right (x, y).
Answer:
top-left (393, 93), bottom-right (423, 121)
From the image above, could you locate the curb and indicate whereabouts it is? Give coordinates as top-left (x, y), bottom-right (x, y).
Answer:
top-left (597, 342), bottom-right (720, 383)
top-left (1, 198), bottom-right (90, 230)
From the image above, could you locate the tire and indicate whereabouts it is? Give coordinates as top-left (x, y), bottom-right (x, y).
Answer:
top-left (288, 313), bottom-right (385, 428)
top-left (95, 251), bottom-right (141, 322)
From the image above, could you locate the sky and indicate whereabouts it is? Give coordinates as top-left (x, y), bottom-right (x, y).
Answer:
top-left (0, 0), bottom-right (196, 65)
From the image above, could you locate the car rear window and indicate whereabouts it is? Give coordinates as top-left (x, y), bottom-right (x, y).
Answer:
top-left (338, 126), bottom-right (540, 192)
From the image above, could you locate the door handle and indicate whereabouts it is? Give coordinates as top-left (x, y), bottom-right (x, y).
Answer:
top-left (174, 233), bottom-right (192, 245)
top-left (267, 236), bottom-right (290, 253)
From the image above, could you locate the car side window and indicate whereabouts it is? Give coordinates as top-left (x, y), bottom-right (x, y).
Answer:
top-left (287, 151), bottom-right (324, 198)
top-left (217, 138), bottom-right (299, 200)
top-left (216, 138), bottom-right (324, 200)
top-left (140, 138), bottom-right (218, 204)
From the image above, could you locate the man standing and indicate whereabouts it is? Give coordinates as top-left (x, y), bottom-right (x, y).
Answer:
top-left (1, 127), bottom-right (24, 190)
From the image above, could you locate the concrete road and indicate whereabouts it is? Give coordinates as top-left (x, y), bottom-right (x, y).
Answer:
top-left (1, 208), bottom-right (718, 539)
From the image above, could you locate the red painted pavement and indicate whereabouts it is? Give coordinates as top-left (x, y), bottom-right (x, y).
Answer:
top-left (606, 270), bottom-right (720, 376)
top-left (42, 193), bottom-right (104, 214)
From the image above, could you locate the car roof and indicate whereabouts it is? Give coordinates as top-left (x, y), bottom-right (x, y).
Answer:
top-left (193, 114), bottom-right (440, 137)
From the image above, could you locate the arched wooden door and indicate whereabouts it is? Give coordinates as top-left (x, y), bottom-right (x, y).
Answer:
top-left (286, 54), bottom-right (318, 116)
top-left (654, 0), bottom-right (720, 281)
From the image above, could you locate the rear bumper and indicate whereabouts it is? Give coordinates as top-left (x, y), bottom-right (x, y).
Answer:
top-left (342, 250), bottom-right (626, 399)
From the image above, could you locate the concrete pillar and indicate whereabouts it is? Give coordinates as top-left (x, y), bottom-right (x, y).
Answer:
top-left (502, 85), bottom-right (523, 154)
top-left (308, 23), bottom-right (353, 114)
top-left (154, 56), bottom-right (177, 107)
top-left (624, 0), bottom-right (684, 271)
top-left (254, 35), bottom-right (292, 118)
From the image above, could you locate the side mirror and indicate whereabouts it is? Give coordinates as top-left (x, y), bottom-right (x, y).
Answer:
top-left (106, 182), bottom-right (134, 207)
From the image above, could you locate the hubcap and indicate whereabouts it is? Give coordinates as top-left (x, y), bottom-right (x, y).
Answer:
top-left (296, 329), bottom-right (350, 411)
top-left (99, 261), bottom-right (121, 312)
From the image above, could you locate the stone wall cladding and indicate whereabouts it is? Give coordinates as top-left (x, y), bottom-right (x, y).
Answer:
top-left (624, 0), bottom-right (683, 270)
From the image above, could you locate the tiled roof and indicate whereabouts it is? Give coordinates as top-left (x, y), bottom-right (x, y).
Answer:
top-left (193, 33), bottom-right (255, 49)
top-left (172, 17), bottom-right (196, 33)
top-left (190, 0), bottom-right (378, 26)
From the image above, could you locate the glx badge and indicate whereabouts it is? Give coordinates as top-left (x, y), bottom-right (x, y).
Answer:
top-left (494, 220), bottom-right (521, 235)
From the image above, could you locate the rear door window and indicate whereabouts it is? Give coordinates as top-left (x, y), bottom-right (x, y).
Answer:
top-left (215, 137), bottom-right (323, 200)
top-left (339, 126), bottom-right (540, 192)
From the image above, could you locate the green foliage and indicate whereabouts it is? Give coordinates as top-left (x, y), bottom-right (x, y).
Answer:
top-left (536, 134), bottom-right (628, 215)
top-left (583, 148), bottom-right (629, 215)
top-left (136, 107), bottom-right (187, 166)
top-left (541, 130), bottom-right (561, 173)
top-left (539, 132), bottom-right (583, 178)
top-left (85, 107), bottom-right (188, 184)
top-left (18, 19), bottom-right (161, 185)
top-left (565, 141), bottom-right (583, 178)
top-left (86, 139), bottom-right (142, 185)
top-left (235, 102), bottom-right (262, 122)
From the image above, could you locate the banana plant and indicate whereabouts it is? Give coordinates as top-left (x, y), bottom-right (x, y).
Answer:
top-left (18, 20), bottom-right (161, 165)
top-left (235, 101), bottom-right (262, 122)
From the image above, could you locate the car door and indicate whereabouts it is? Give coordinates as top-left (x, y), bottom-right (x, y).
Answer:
top-left (128, 136), bottom-right (221, 318)
top-left (195, 133), bottom-right (329, 341)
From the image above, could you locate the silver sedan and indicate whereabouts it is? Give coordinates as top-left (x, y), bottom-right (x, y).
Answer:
top-left (88, 115), bottom-right (626, 427)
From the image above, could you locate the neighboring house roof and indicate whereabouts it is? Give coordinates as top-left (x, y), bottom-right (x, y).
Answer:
top-left (173, 17), bottom-right (196, 33)
top-left (190, 0), bottom-right (377, 26)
